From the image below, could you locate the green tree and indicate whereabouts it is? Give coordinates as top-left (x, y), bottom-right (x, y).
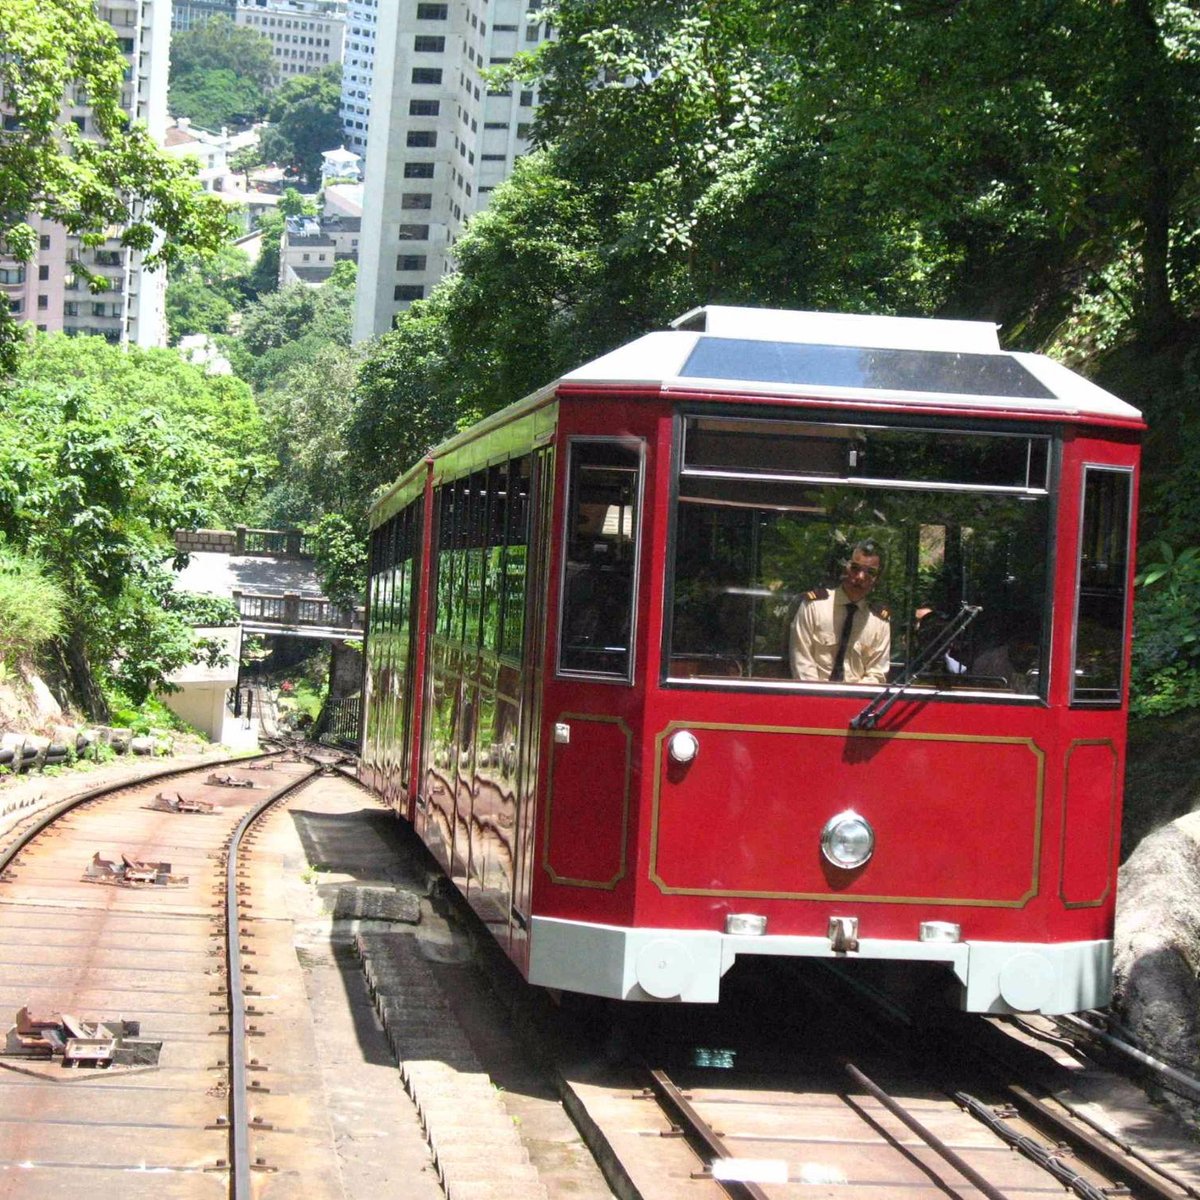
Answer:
top-left (247, 209), bottom-right (285, 296)
top-left (168, 67), bottom-right (266, 132)
top-left (279, 187), bottom-right (317, 217)
top-left (0, 0), bottom-right (233, 372)
top-left (260, 65), bottom-right (344, 186)
top-left (258, 343), bottom-right (362, 524)
top-left (0, 336), bottom-right (255, 711)
top-left (0, 547), bottom-right (67, 670)
top-left (170, 15), bottom-right (275, 86)
top-left (228, 269), bottom-right (355, 388)
top-left (169, 16), bottom-right (275, 125)
top-left (166, 243), bottom-right (252, 341)
top-left (16, 333), bottom-right (270, 525)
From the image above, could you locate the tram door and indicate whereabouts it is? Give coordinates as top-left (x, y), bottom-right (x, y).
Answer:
top-left (510, 448), bottom-right (554, 969)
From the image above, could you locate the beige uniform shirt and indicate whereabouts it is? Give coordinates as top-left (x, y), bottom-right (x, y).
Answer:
top-left (790, 585), bottom-right (891, 685)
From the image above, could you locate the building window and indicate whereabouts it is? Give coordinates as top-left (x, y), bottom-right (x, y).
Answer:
top-left (402, 193), bottom-right (433, 210)
top-left (417, 2), bottom-right (448, 17)
top-left (414, 35), bottom-right (445, 52)
top-left (38, 264), bottom-right (49, 280)
top-left (409, 99), bottom-right (440, 116)
top-left (520, 89), bottom-right (534, 107)
top-left (398, 223), bottom-right (430, 240)
top-left (37, 295), bottom-right (48, 310)
top-left (394, 284), bottom-right (424, 301)
top-left (411, 67), bottom-right (443, 85)
top-left (407, 130), bottom-right (437, 148)
top-left (517, 122), bottom-right (533, 139)
top-left (39, 235), bottom-right (50, 250)
top-left (481, 154), bottom-right (505, 161)
top-left (9, 299), bottom-right (22, 314)
top-left (396, 255), bottom-right (427, 271)
top-left (404, 162), bottom-right (435, 178)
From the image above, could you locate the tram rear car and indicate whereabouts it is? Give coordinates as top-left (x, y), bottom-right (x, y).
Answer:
top-left (361, 307), bottom-right (1141, 1015)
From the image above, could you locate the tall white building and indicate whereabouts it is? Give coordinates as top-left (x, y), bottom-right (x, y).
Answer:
top-left (0, 0), bottom-right (172, 348)
top-left (236, 0), bottom-right (347, 83)
top-left (353, 0), bottom-right (549, 342)
top-left (340, 0), bottom-right (378, 156)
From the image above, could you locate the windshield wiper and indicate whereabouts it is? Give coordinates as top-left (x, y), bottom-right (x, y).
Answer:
top-left (850, 603), bottom-right (982, 730)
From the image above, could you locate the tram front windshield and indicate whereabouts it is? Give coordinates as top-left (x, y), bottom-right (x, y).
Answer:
top-left (669, 415), bottom-right (1051, 694)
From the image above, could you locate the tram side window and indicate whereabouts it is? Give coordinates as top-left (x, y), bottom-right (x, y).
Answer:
top-left (668, 415), bottom-right (1051, 693)
top-left (558, 440), bottom-right (643, 680)
top-left (1072, 467), bottom-right (1132, 705)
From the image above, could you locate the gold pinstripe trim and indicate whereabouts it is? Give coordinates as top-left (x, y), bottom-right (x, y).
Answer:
top-left (543, 713), bottom-right (632, 889)
top-left (1059, 738), bottom-right (1118, 909)
top-left (650, 720), bottom-right (1045, 907)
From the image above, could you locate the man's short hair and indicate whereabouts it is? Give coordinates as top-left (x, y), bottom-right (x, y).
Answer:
top-left (847, 538), bottom-right (885, 573)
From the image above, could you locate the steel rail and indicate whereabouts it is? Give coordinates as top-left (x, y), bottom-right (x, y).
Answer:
top-left (0, 748), bottom-right (285, 876)
top-left (645, 1068), bottom-right (770, 1200)
top-left (842, 1060), bottom-right (1013, 1200)
top-left (1056, 1013), bottom-right (1200, 1105)
top-left (809, 962), bottom-right (1193, 1200)
top-left (224, 762), bottom-right (323, 1199)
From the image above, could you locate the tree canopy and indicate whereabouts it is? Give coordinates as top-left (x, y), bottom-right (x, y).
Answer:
top-left (0, 0), bottom-right (233, 373)
top-left (168, 16), bottom-right (274, 129)
top-left (0, 334), bottom-right (269, 711)
top-left (260, 65), bottom-right (344, 186)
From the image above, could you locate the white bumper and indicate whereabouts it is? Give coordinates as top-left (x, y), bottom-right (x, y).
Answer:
top-left (527, 916), bottom-right (1112, 1015)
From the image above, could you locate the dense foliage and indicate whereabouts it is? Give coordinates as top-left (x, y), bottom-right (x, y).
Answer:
top-left (0, 0), bottom-right (232, 373)
top-left (168, 16), bottom-right (274, 130)
top-left (0, 336), bottom-right (269, 713)
top-left (259, 66), bottom-right (344, 187)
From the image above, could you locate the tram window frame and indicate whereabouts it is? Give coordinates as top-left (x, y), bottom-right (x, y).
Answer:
top-left (664, 409), bottom-right (1056, 697)
top-left (556, 437), bottom-right (645, 684)
top-left (1071, 465), bottom-right (1133, 706)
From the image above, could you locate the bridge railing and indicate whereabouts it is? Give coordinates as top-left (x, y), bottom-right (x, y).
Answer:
top-left (232, 589), bottom-right (365, 632)
top-left (174, 527), bottom-right (313, 558)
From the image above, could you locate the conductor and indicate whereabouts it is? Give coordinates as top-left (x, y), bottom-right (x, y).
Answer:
top-left (790, 540), bottom-right (891, 685)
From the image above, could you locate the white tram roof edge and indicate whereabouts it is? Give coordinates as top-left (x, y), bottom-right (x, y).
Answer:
top-left (560, 306), bottom-right (1143, 425)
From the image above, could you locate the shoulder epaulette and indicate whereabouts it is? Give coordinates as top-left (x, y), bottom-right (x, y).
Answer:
top-left (871, 602), bottom-right (891, 620)
top-left (803, 587), bottom-right (829, 602)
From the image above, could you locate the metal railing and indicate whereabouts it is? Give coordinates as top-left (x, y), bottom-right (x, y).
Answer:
top-left (232, 589), bottom-right (364, 632)
top-left (236, 527), bottom-right (313, 557)
top-left (319, 695), bottom-right (361, 749)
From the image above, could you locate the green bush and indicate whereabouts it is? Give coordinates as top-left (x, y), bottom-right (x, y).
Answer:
top-left (0, 548), bottom-right (66, 666)
top-left (1130, 542), bottom-right (1200, 717)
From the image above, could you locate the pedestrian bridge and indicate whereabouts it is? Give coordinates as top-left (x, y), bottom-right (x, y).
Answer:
top-left (173, 527), bottom-right (364, 641)
top-left (233, 589), bottom-right (364, 639)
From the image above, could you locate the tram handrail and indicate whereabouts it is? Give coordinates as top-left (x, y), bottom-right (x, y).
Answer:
top-left (851, 603), bottom-right (982, 730)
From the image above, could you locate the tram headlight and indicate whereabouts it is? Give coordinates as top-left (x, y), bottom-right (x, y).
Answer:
top-left (819, 811), bottom-right (875, 869)
top-left (668, 729), bottom-right (699, 764)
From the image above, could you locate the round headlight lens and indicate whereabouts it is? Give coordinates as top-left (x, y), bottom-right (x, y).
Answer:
top-left (820, 811), bottom-right (875, 869)
top-left (668, 730), bottom-right (699, 764)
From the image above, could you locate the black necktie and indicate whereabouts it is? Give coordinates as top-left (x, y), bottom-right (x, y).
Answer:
top-left (830, 602), bottom-right (856, 682)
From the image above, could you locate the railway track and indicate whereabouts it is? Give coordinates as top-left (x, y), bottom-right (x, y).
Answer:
top-left (0, 749), bottom-right (340, 1198)
top-left (544, 957), bottom-right (1200, 1200)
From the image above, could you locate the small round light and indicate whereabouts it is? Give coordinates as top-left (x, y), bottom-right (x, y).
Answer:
top-left (668, 730), bottom-right (699, 764)
top-left (820, 810), bottom-right (875, 869)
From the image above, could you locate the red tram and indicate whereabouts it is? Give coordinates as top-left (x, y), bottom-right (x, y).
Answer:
top-left (361, 306), bottom-right (1141, 1015)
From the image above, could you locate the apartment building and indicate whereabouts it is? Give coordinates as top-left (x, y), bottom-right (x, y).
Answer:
top-left (352, 0), bottom-right (549, 341)
top-left (1, 0), bottom-right (172, 349)
top-left (340, 0), bottom-right (378, 157)
top-left (172, 1), bottom-right (237, 31)
top-left (236, 0), bottom-right (347, 82)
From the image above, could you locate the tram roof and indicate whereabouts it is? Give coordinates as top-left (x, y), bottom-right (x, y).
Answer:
top-left (558, 306), bottom-right (1144, 425)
